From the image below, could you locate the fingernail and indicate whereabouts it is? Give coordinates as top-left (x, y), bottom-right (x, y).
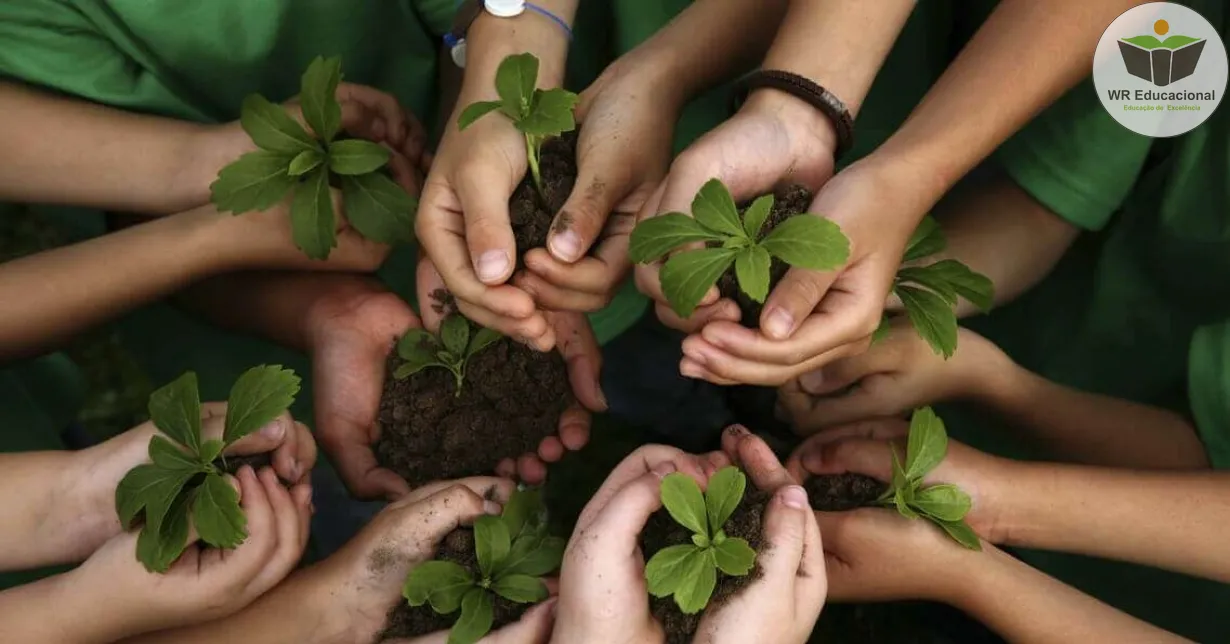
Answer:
top-left (261, 419), bottom-right (286, 440)
top-left (651, 462), bottom-right (677, 479)
top-left (726, 424), bottom-right (750, 438)
top-left (764, 308), bottom-right (794, 339)
top-left (779, 485), bottom-right (808, 510)
top-left (680, 362), bottom-right (703, 379)
top-left (799, 370), bottom-right (825, 394)
top-left (683, 347), bottom-right (708, 367)
top-left (549, 229), bottom-right (583, 262)
top-left (483, 500), bottom-right (503, 515)
top-left (290, 461), bottom-right (302, 482)
top-left (476, 251), bottom-right (511, 283)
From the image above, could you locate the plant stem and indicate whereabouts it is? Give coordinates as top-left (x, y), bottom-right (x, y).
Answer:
top-left (525, 135), bottom-right (544, 197)
top-left (451, 366), bottom-right (465, 397)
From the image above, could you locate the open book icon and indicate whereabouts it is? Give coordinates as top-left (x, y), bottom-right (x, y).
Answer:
top-left (1118, 35), bottom-right (1207, 86)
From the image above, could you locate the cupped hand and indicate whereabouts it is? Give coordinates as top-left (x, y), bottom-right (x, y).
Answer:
top-left (633, 90), bottom-right (838, 334)
top-left (552, 445), bottom-right (729, 644)
top-left (776, 320), bottom-right (1012, 434)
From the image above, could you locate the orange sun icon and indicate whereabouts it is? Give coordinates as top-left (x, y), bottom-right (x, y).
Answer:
top-left (1155, 19), bottom-right (1169, 35)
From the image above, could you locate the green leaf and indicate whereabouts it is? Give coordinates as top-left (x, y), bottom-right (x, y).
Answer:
top-left (199, 439), bottom-right (224, 464)
top-left (704, 466), bottom-right (746, 533)
top-left (935, 518), bottom-right (982, 551)
top-left (674, 549), bottom-right (718, 614)
top-left (501, 488), bottom-right (542, 539)
top-left (900, 260), bottom-right (994, 313)
top-left (519, 88), bottom-right (579, 138)
top-left (193, 472), bottom-right (247, 549)
top-left (691, 533), bottom-right (710, 548)
top-left (300, 56), bottom-right (343, 142)
top-left (492, 574), bottom-right (548, 604)
top-left (224, 365), bottom-right (301, 447)
top-left (627, 213), bottom-right (724, 264)
top-left (498, 535), bottom-right (565, 577)
top-left (450, 588), bottom-right (495, 644)
top-left (149, 435), bottom-right (203, 471)
top-left (895, 265), bottom-right (958, 307)
top-left (904, 216), bottom-right (946, 262)
top-left (660, 248), bottom-right (739, 319)
top-left (136, 487), bottom-right (193, 573)
top-left (115, 464), bottom-right (185, 529)
top-left (404, 560), bottom-right (474, 610)
top-left (340, 172), bottom-right (417, 245)
top-left (291, 167), bottom-right (338, 260)
top-left (742, 194), bottom-right (774, 239)
top-left (871, 316), bottom-right (892, 345)
top-left (495, 53), bottom-right (538, 118)
top-left (894, 487), bottom-right (920, 520)
top-left (397, 329), bottom-right (438, 363)
top-left (897, 285), bottom-right (958, 359)
top-left (645, 544), bottom-right (699, 598)
top-left (288, 149), bottom-right (324, 177)
top-left (328, 139), bottom-right (391, 175)
top-left (760, 214), bottom-right (850, 271)
top-left (890, 448), bottom-right (909, 492)
top-left (734, 246), bottom-right (772, 304)
top-left (393, 360), bottom-right (440, 380)
top-left (474, 515), bottom-right (511, 578)
top-left (912, 484), bottom-right (972, 522)
top-left (712, 537), bottom-right (756, 576)
top-left (467, 327), bottom-right (503, 359)
top-left (210, 150), bottom-right (297, 214)
top-left (240, 94), bottom-right (317, 154)
top-left (660, 472), bottom-right (709, 537)
top-left (691, 179), bottom-right (744, 238)
top-left (148, 372), bottom-right (202, 455)
top-left (440, 315), bottom-right (471, 357)
top-left (905, 406), bottom-right (947, 482)
top-left (458, 100), bottom-right (503, 130)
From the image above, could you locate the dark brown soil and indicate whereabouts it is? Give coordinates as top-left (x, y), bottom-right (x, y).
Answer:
top-left (717, 185), bottom-right (814, 326)
top-left (218, 453), bottom-right (272, 476)
top-left (642, 488), bottom-right (770, 644)
top-left (805, 473), bottom-right (888, 511)
top-left (381, 529), bottom-right (527, 640)
top-left (374, 133), bottom-right (577, 488)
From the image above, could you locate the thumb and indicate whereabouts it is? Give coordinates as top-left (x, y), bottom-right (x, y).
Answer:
top-left (759, 264), bottom-right (839, 341)
top-left (800, 438), bottom-right (898, 483)
top-left (756, 485), bottom-right (810, 583)
top-left (580, 468), bottom-right (671, 553)
top-left (549, 163), bottom-right (625, 263)
top-left (389, 485), bottom-right (496, 561)
top-left (222, 411), bottom-right (294, 457)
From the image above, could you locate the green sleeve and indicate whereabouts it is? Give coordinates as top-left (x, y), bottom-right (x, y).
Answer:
top-left (1189, 322), bottom-right (1230, 469)
top-left (996, 80), bottom-right (1154, 231)
top-left (410, 0), bottom-right (455, 38)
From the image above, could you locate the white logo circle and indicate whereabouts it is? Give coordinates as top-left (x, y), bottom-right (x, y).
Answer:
top-left (1093, 2), bottom-right (1226, 137)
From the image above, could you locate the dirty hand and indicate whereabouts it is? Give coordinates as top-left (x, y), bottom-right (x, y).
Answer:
top-left (784, 418), bottom-right (1010, 542)
top-left (776, 320), bottom-right (1012, 434)
top-left (66, 464), bottom-right (311, 641)
top-left (517, 52), bottom-right (677, 314)
top-left (678, 156), bottom-right (929, 387)
top-left (552, 446), bottom-right (730, 644)
top-left (633, 89), bottom-right (838, 334)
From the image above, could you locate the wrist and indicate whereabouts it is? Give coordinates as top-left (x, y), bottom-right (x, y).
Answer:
top-left (963, 338), bottom-right (1021, 406)
top-left (461, 11), bottom-right (570, 97)
top-left (742, 87), bottom-right (839, 167)
top-left (62, 426), bottom-right (158, 555)
top-left (171, 124), bottom-right (245, 211)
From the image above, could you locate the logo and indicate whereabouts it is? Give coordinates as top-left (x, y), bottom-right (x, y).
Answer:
top-left (1094, 2), bottom-right (1226, 137)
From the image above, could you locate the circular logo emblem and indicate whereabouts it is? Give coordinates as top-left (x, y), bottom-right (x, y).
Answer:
top-left (1094, 2), bottom-right (1227, 137)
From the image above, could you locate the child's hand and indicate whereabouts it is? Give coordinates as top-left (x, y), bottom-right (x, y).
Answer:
top-left (65, 465), bottom-right (311, 641)
top-left (776, 319), bottom-right (1014, 434)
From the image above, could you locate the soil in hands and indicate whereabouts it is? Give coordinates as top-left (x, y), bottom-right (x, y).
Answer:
top-left (374, 133), bottom-right (578, 488)
top-left (641, 488), bottom-right (771, 644)
top-left (805, 473), bottom-right (888, 511)
top-left (380, 529), bottom-right (526, 640)
top-left (716, 185), bottom-right (814, 326)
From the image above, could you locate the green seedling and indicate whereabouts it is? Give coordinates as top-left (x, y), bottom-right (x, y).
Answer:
top-left (644, 467), bottom-right (758, 614)
top-left (393, 314), bottom-right (502, 394)
top-left (877, 406), bottom-right (981, 550)
top-left (115, 365), bottom-right (301, 573)
top-left (628, 179), bottom-right (850, 318)
top-left (878, 216), bottom-right (995, 358)
top-left (403, 488), bottom-right (564, 644)
top-left (458, 52), bottom-right (578, 197)
top-left (211, 56), bottom-right (417, 260)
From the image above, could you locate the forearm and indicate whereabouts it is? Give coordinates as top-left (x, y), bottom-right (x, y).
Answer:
top-left (980, 363), bottom-right (1208, 469)
top-left (0, 82), bottom-right (220, 213)
top-left (994, 465), bottom-right (1230, 583)
top-left (0, 452), bottom-right (74, 569)
top-left (462, 0), bottom-right (577, 91)
top-left (954, 546), bottom-right (1189, 643)
top-left (0, 573), bottom-right (124, 644)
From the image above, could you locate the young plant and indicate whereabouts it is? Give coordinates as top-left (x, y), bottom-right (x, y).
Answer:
top-left (880, 216), bottom-right (995, 358)
top-left (644, 466), bottom-right (757, 614)
top-left (403, 488), bottom-right (564, 644)
top-left (393, 314), bottom-right (502, 394)
top-left (627, 179), bottom-right (850, 318)
top-left (457, 53), bottom-right (578, 197)
top-left (211, 56), bottom-right (417, 260)
top-left (115, 365), bottom-right (301, 572)
top-left (877, 406), bottom-right (981, 550)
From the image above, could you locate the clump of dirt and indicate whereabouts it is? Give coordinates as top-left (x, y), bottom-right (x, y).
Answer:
top-left (716, 185), bottom-right (814, 326)
top-left (509, 131), bottom-right (578, 264)
top-left (806, 473), bottom-right (889, 511)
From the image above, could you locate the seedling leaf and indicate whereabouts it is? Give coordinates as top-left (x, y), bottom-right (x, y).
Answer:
top-left (704, 466), bottom-right (746, 533)
top-left (240, 94), bottom-right (317, 154)
top-left (734, 246), bottom-right (772, 304)
top-left (896, 265), bottom-right (958, 307)
top-left (492, 574), bottom-right (548, 603)
top-left (896, 285), bottom-right (957, 358)
top-left (467, 327), bottom-right (503, 359)
top-left (661, 472), bottom-right (709, 537)
top-left (136, 488), bottom-right (192, 573)
top-left (148, 371), bottom-right (202, 455)
top-left (889, 448), bottom-right (909, 497)
top-left (674, 549), bottom-right (718, 614)
top-left (340, 172), bottom-right (417, 245)
top-left (328, 139), bottom-right (392, 176)
top-left (149, 435), bottom-right (202, 471)
top-left (397, 329), bottom-right (438, 363)
top-left (291, 167), bottom-right (338, 260)
top-left (905, 406), bottom-right (947, 481)
top-left (210, 150), bottom-right (297, 214)
top-left (912, 484), bottom-right (971, 522)
top-left (495, 53), bottom-right (538, 117)
top-left (404, 560), bottom-right (474, 608)
top-left (451, 588), bottom-right (494, 644)
top-left (936, 519), bottom-right (982, 551)
top-left (501, 488), bottom-right (541, 539)
top-left (760, 214), bottom-right (849, 271)
top-left (474, 515), bottom-right (511, 578)
top-left (742, 194), bottom-right (774, 239)
top-left (193, 472), bottom-right (247, 548)
top-left (691, 179), bottom-right (744, 238)
top-left (498, 535), bottom-right (565, 578)
top-left (627, 213), bottom-right (723, 264)
top-left (441, 315), bottom-right (471, 357)
top-left (645, 544), bottom-right (696, 597)
top-left (288, 149), bottom-right (324, 176)
top-left (458, 100), bottom-right (503, 130)
top-left (900, 260), bottom-right (994, 313)
top-left (115, 464), bottom-right (176, 529)
top-left (904, 216), bottom-right (946, 262)
top-left (712, 537), bottom-right (756, 576)
top-left (519, 88), bottom-right (579, 137)
top-left (224, 365), bottom-right (301, 446)
top-left (660, 248), bottom-right (739, 318)
top-left (300, 56), bottom-right (343, 142)
top-left (199, 439), bottom-right (225, 465)
top-left (893, 487), bottom-right (920, 519)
